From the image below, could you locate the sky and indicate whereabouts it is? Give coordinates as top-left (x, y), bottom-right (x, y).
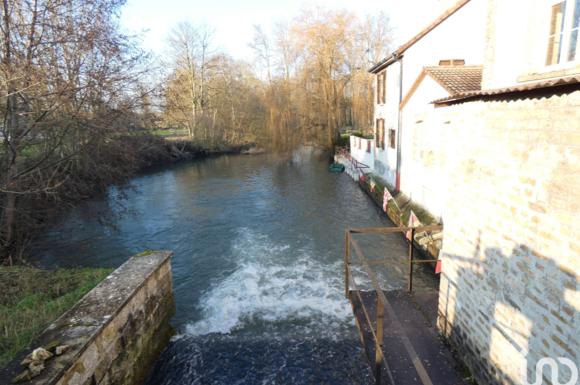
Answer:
top-left (120, 0), bottom-right (454, 61)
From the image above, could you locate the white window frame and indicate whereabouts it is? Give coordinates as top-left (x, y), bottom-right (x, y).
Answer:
top-left (545, 0), bottom-right (580, 67)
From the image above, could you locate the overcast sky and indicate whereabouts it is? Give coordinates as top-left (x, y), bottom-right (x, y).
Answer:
top-left (120, 0), bottom-right (453, 61)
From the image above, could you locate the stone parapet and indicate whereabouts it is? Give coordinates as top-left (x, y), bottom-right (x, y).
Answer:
top-left (1, 251), bottom-right (174, 385)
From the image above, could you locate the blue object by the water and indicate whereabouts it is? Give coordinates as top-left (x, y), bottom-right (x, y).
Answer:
top-left (329, 163), bottom-right (345, 173)
top-left (29, 150), bottom-right (437, 385)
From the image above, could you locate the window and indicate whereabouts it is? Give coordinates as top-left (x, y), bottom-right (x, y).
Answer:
top-left (546, 0), bottom-right (580, 65)
top-left (376, 119), bottom-right (385, 150)
top-left (438, 59), bottom-right (465, 66)
top-left (366, 140), bottom-right (371, 153)
top-left (376, 71), bottom-right (386, 104)
top-left (388, 129), bottom-right (396, 149)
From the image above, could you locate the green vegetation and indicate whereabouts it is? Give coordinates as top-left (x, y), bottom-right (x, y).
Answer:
top-left (134, 250), bottom-right (157, 257)
top-left (149, 128), bottom-right (189, 138)
top-left (338, 134), bottom-right (351, 147)
top-left (360, 173), bottom-right (438, 226)
top-left (349, 131), bottom-right (374, 139)
top-left (0, 266), bottom-right (113, 368)
top-left (337, 131), bottom-right (375, 147)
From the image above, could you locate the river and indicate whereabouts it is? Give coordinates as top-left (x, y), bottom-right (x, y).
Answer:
top-left (30, 148), bottom-right (435, 384)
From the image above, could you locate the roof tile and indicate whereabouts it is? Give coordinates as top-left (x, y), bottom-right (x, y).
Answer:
top-left (433, 75), bottom-right (580, 104)
top-left (424, 65), bottom-right (483, 94)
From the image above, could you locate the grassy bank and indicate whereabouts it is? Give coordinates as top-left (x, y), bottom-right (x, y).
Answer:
top-left (0, 266), bottom-right (113, 368)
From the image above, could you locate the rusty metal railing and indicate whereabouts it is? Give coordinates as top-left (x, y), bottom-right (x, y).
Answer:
top-left (344, 225), bottom-right (443, 385)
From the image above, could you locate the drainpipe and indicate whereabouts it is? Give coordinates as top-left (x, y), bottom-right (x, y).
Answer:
top-left (395, 55), bottom-right (404, 193)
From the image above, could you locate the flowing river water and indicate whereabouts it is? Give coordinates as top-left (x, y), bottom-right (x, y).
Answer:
top-left (30, 148), bottom-right (436, 384)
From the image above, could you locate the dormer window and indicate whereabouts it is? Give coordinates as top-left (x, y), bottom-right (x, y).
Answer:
top-left (546, 0), bottom-right (580, 65)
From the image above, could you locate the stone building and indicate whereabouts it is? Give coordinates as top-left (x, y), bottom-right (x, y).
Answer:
top-left (353, 0), bottom-right (579, 383)
top-left (431, 0), bottom-right (580, 384)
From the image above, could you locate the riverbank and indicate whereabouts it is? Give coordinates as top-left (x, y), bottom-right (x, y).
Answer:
top-left (25, 151), bottom-right (383, 384)
top-left (0, 266), bottom-right (113, 368)
top-left (334, 153), bottom-right (443, 261)
top-left (1, 134), bottom-right (260, 265)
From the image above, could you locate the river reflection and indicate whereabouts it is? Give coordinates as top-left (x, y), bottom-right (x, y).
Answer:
top-left (30, 148), bottom-right (436, 384)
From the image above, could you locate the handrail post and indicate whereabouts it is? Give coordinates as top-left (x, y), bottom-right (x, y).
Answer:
top-left (408, 227), bottom-right (415, 293)
top-left (345, 230), bottom-right (350, 299)
top-left (375, 296), bottom-right (384, 385)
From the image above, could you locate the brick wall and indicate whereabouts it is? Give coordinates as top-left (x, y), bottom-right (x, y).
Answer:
top-left (436, 90), bottom-right (580, 385)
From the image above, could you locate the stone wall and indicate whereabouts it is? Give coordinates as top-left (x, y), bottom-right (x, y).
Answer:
top-left (1, 251), bottom-right (174, 385)
top-left (436, 90), bottom-right (580, 385)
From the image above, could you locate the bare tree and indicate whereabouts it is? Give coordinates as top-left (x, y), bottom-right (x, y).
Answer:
top-left (250, 25), bottom-right (273, 84)
top-left (0, 0), bottom-right (152, 263)
top-left (165, 22), bottom-right (215, 141)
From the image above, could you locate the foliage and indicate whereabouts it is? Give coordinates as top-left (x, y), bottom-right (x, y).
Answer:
top-left (162, 9), bottom-right (394, 152)
top-left (163, 23), bottom-right (266, 148)
top-left (0, 266), bottom-right (113, 368)
top-left (337, 134), bottom-right (351, 147)
top-left (359, 174), bottom-right (438, 226)
top-left (250, 9), bottom-right (393, 150)
top-left (0, 0), bottom-right (157, 263)
top-left (0, 4), bottom-right (395, 263)
top-left (350, 132), bottom-right (375, 139)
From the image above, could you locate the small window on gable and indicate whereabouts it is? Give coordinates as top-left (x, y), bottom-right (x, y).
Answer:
top-left (388, 129), bottom-right (396, 149)
top-left (438, 59), bottom-right (465, 66)
top-left (546, 0), bottom-right (580, 65)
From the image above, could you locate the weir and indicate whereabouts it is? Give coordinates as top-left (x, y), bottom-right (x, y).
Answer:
top-left (344, 225), bottom-right (468, 385)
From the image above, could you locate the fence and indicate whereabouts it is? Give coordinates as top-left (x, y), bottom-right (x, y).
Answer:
top-left (335, 146), bottom-right (371, 180)
top-left (344, 225), bottom-right (443, 385)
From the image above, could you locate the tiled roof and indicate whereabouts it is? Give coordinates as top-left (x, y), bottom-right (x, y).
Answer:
top-left (369, 0), bottom-right (470, 74)
top-left (433, 75), bottom-right (580, 104)
top-left (424, 65), bottom-right (483, 94)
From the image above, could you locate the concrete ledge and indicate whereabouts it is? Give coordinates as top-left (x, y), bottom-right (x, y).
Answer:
top-left (1, 251), bottom-right (174, 385)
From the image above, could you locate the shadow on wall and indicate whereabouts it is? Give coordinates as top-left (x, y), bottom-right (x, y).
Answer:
top-left (439, 234), bottom-right (578, 385)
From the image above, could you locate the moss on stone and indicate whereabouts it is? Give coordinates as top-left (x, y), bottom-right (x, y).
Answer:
top-left (360, 172), bottom-right (438, 225)
top-left (133, 250), bottom-right (158, 258)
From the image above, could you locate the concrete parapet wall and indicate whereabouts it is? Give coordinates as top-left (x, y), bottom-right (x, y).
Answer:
top-left (1, 251), bottom-right (174, 385)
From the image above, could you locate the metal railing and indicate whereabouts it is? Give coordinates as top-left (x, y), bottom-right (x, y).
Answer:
top-left (335, 146), bottom-right (371, 180)
top-left (344, 225), bottom-right (443, 385)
